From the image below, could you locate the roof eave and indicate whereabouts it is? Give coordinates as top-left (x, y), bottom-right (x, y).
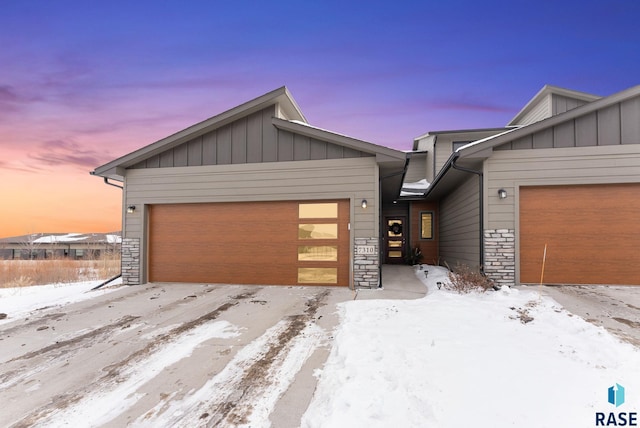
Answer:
top-left (272, 118), bottom-right (407, 163)
top-left (508, 84), bottom-right (601, 126)
top-left (92, 86), bottom-right (305, 178)
top-left (461, 84), bottom-right (640, 159)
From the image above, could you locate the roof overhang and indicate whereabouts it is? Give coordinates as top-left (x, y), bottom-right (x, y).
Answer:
top-left (92, 87), bottom-right (306, 181)
top-left (423, 84), bottom-right (640, 200)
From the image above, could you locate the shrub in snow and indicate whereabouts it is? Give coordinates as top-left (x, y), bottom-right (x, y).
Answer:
top-left (446, 263), bottom-right (494, 294)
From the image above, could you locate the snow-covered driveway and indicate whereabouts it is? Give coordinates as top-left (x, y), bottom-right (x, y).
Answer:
top-left (0, 282), bottom-right (351, 427)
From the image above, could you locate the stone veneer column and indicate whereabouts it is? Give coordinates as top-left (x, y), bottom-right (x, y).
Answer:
top-left (484, 229), bottom-right (515, 287)
top-left (121, 238), bottom-right (140, 285)
top-left (353, 237), bottom-right (379, 288)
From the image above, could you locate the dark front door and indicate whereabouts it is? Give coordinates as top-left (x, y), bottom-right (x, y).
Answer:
top-left (385, 216), bottom-right (406, 264)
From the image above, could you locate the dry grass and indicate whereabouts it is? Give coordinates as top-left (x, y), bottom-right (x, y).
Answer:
top-left (0, 255), bottom-right (120, 288)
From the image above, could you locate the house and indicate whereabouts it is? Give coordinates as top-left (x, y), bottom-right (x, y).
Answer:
top-left (412, 84), bottom-right (640, 286)
top-left (0, 232), bottom-right (122, 260)
top-left (92, 84), bottom-right (640, 287)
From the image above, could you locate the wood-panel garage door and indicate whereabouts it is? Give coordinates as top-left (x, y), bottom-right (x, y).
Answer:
top-left (148, 200), bottom-right (350, 286)
top-left (520, 184), bottom-right (640, 285)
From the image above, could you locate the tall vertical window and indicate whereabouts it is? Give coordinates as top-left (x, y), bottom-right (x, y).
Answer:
top-left (420, 212), bottom-right (434, 239)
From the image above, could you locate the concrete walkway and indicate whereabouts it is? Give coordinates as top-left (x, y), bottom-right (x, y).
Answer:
top-left (355, 264), bottom-right (428, 300)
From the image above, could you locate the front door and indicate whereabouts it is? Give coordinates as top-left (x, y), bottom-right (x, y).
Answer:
top-left (385, 216), bottom-right (406, 264)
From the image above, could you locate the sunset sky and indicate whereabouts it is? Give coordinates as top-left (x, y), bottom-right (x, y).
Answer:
top-left (1, 0), bottom-right (638, 238)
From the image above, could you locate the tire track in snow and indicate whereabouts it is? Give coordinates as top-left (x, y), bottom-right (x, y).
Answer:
top-left (10, 291), bottom-right (257, 428)
top-left (0, 315), bottom-right (140, 390)
top-left (135, 290), bottom-right (330, 428)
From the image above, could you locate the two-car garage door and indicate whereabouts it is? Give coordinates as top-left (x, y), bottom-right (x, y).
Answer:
top-left (148, 200), bottom-right (350, 286)
top-left (520, 183), bottom-right (640, 285)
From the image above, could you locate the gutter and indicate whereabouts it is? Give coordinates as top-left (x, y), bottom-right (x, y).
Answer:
top-left (450, 153), bottom-right (485, 273)
top-left (377, 154), bottom-right (411, 288)
top-left (102, 176), bottom-right (123, 190)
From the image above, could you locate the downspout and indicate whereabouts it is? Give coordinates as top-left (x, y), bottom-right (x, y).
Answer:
top-left (377, 154), bottom-right (411, 288)
top-left (451, 153), bottom-right (485, 273)
top-left (92, 173), bottom-right (125, 286)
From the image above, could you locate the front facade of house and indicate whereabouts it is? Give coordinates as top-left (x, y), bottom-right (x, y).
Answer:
top-left (93, 84), bottom-right (640, 287)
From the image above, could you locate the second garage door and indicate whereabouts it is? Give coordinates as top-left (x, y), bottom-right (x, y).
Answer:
top-left (519, 183), bottom-right (640, 285)
top-left (148, 200), bottom-right (350, 286)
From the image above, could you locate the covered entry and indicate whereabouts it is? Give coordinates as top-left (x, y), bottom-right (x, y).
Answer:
top-left (519, 183), bottom-right (640, 285)
top-left (148, 200), bottom-right (350, 286)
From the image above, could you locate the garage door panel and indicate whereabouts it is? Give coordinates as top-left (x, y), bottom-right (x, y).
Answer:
top-left (520, 184), bottom-right (640, 285)
top-left (149, 200), bottom-right (349, 286)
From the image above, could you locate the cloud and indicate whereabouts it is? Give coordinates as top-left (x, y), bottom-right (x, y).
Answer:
top-left (29, 139), bottom-right (111, 169)
top-left (0, 84), bottom-right (27, 114)
top-left (0, 159), bottom-right (42, 173)
top-left (424, 98), bottom-right (514, 114)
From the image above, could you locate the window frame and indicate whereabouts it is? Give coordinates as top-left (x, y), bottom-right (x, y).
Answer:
top-left (419, 211), bottom-right (434, 240)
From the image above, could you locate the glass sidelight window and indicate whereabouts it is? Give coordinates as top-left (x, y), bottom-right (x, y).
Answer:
top-left (299, 203), bottom-right (338, 219)
top-left (297, 202), bottom-right (341, 285)
top-left (420, 212), bottom-right (434, 239)
top-left (298, 267), bottom-right (338, 284)
top-left (298, 224), bottom-right (338, 239)
top-left (298, 246), bottom-right (338, 261)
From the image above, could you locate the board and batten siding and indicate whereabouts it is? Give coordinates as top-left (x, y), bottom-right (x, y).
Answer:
top-left (439, 174), bottom-right (481, 269)
top-left (130, 106), bottom-right (371, 169)
top-left (552, 94), bottom-right (591, 116)
top-left (123, 157), bottom-right (379, 282)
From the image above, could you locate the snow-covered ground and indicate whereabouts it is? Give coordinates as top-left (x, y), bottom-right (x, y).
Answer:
top-left (1, 268), bottom-right (639, 427)
top-left (303, 267), bottom-right (640, 427)
top-left (0, 279), bottom-right (121, 324)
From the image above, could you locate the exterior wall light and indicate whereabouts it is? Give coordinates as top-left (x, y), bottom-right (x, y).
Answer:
top-left (127, 205), bottom-right (136, 214)
top-left (498, 189), bottom-right (508, 199)
top-left (361, 199), bottom-right (368, 209)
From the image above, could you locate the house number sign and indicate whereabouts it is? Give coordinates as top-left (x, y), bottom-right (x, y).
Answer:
top-left (356, 245), bottom-right (376, 255)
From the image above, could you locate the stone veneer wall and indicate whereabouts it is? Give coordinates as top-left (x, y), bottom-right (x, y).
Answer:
top-left (354, 237), bottom-right (379, 288)
top-left (121, 238), bottom-right (140, 285)
top-left (484, 229), bottom-right (515, 287)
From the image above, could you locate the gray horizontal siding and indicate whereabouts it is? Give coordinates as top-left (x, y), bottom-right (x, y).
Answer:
top-left (434, 140), bottom-right (453, 177)
top-left (439, 175), bottom-right (480, 269)
top-left (124, 157), bottom-right (379, 284)
top-left (404, 153), bottom-right (427, 183)
top-left (124, 157), bottom-right (378, 239)
top-left (486, 144), bottom-right (640, 231)
top-left (515, 95), bottom-right (551, 126)
top-left (130, 106), bottom-right (372, 169)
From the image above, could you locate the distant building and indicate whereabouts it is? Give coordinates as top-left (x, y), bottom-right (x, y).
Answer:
top-left (0, 232), bottom-right (122, 260)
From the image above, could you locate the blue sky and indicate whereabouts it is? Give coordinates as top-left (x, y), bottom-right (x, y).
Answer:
top-left (0, 0), bottom-right (638, 235)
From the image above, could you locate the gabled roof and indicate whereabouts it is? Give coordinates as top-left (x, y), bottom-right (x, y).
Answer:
top-left (423, 84), bottom-right (640, 200)
top-left (460, 84), bottom-right (640, 159)
top-left (272, 118), bottom-right (406, 163)
top-left (507, 84), bottom-right (601, 126)
top-left (91, 87), bottom-right (306, 180)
